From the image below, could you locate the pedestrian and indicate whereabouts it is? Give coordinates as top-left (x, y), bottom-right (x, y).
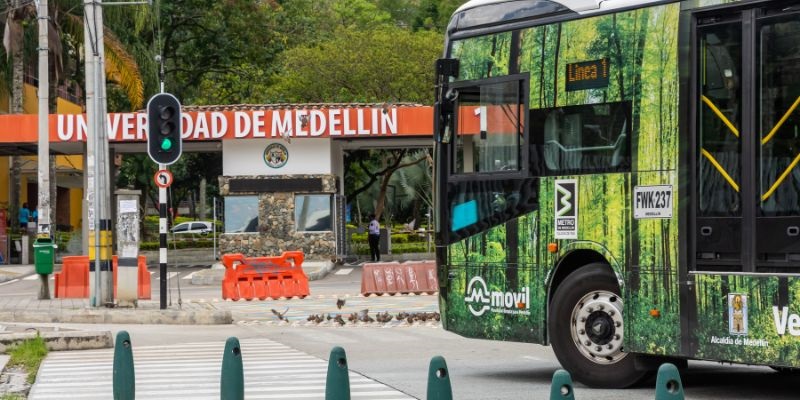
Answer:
top-left (368, 214), bottom-right (380, 262)
top-left (19, 203), bottom-right (30, 229)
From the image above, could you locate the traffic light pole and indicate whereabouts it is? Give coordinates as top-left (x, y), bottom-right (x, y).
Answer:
top-left (159, 163), bottom-right (167, 309)
top-left (146, 92), bottom-right (182, 309)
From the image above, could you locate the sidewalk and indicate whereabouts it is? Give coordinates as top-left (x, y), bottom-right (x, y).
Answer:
top-left (0, 297), bottom-right (232, 325)
top-left (0, 263), bottom-right (232, 325)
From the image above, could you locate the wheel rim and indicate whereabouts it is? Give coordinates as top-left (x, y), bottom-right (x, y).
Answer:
top-left (569, 290), bottom-right (626, 365)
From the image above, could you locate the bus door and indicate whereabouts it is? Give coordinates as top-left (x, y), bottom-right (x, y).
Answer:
top-left (694, 4), bottom-right (800, 272)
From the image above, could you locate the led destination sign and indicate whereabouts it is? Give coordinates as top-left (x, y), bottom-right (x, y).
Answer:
top-left (566, 58), bottom-right (609, 91)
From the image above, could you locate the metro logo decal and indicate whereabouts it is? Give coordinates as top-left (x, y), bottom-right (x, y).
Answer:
top-left (554, 179), bottom-right (578, 239)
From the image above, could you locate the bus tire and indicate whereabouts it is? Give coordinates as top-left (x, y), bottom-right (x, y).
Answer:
top-left (549, 263), bottom-right (647, 388)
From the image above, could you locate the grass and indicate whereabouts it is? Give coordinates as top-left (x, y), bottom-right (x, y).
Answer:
top-left (0, 394), bottom-right (26, 400)
top-left (7, 336), bottom-right (48, 384)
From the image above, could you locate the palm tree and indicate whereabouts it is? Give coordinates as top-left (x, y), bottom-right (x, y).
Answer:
top-left (1, 0), bottom-right (145, 228)
top-left (3, 0), bottom-right (36, 230)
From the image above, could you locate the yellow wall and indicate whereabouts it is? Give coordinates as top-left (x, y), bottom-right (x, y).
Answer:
top-left (57, 155), bottom-right (83, 170)
top-left (57, 98), bottom-right (83, 114)
top-left (70, 188), bottom-right (83, 230)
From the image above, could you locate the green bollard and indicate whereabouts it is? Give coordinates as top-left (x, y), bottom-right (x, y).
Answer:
top-left (426, 355), bottom-right (453, 400)
top-left (655, 363), bottom-right (685, 400)
top-left (220, 337), bottom-right (244, 400)
top-left (549, 369), bottom-right (575, 400)
top-left (113, 331), bottom-right (135, 400)
top-left (326, 346), bottom-right (350, 400)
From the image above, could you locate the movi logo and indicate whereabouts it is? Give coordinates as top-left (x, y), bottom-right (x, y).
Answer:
top-left (464, 276), bottom-right (530, 317)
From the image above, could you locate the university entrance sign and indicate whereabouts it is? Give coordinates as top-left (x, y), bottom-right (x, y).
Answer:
top-left (0, 105), bottom-right (434, 144)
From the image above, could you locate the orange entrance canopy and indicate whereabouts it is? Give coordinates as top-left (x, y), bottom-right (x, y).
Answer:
top-left (0, 104), bottom-right (434, 144)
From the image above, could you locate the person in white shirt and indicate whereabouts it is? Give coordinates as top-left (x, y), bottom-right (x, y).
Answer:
top-left (368, 214), bottom-right (380, 262)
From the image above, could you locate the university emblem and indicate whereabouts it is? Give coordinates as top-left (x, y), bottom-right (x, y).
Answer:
top-left (263, 143), bottom-right (289, 169)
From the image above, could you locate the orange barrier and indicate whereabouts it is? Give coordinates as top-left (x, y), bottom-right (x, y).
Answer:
top-left (54, 255), bottom-right (90, 298)
top-left (221, 251), bottom-right (309, 301)
top-left (54, 255), bottom-right (150, 299)
top-left (360, 260), bottom-right (439, 296)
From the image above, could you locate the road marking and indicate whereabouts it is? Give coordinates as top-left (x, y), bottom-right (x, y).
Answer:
top-left (182, 270), bottom-right (199, 280)
top-left (0, 279), bottom-right (20, 287)
top-left (335, 268), bottom-right (353, 275)
top-left (523, 355), bottom-right (546, 362)
top-left (30, 338), bottom-right (413, 400)
top-left (167, 272), bottom-right (179, 279)
top-left (23, 274), bottom-right (39, 281)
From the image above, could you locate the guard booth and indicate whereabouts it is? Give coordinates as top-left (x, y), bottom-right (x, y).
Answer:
top-left (214, 103), bottom-right (433, 260)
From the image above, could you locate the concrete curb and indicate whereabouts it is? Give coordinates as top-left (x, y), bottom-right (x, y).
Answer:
top-left (305, 260), bottom-right (335, 281)
top-left (0, 309), bottom-right (233, 325)
top-left (0, 330), bottom-right (114, 354)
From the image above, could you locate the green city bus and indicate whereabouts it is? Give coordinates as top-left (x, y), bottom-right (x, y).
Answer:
top-left (433, 0), bottom-right (800, 388)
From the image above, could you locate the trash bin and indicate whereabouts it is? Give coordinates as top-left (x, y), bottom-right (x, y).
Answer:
top-left (33, 237), bottom-right (55, 275)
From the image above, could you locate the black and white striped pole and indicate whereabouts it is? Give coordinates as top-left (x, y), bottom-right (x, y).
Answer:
top-left (147, 93), bottom-right (182, 310)
top-left (156, 167), bottom-right (171, 309)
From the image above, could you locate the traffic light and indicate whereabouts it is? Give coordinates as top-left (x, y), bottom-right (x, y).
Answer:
top-left (147, 93), bottom-right (182, 165)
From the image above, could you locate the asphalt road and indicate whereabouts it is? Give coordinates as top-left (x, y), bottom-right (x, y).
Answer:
top-left (2, 264), bottom-right (799, 399)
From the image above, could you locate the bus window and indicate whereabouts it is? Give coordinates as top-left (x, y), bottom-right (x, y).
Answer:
top-left (531, 102), bottom-right (630, 175)
top-left (758, 17), bottom-right (800, 217)
top-left (698, 22), bottom-right (742, 217)
top-left (453, 77), bottom-right (526, 175)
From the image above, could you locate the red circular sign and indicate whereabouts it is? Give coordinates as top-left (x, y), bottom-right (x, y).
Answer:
top-left (154, 170), bottom-right (173, 188)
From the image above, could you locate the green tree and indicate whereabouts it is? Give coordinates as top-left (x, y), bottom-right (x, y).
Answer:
top-left (391, 149), bottom-right (433, 225)
top-left (345, 149), bottom-right (429, 222)
top-left (412, 0), bottom-right (462, 31)
top-left (158, 0), bottom-right (282, 104)
top-left (269, 26), bottom-right (441, 104)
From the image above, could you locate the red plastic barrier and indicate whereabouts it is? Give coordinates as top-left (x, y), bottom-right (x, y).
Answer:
top-left (360, 260), bottom-right (439, 296)
top-left (221, 251), bottom-right (309, 301)
top-left (54, 256), bottom-right (90, 298)
top-left (54, 255), bottom-right (150, 299)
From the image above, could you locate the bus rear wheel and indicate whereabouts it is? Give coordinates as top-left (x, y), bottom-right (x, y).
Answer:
top-left (549, 263), bottom-right (647, 388)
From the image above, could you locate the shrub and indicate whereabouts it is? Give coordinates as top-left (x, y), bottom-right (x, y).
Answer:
top-left (392, 233), bottom-right (409, 243)
top-left (391, 242), bottom-right (430, 254)
top-left (140, 239), bottom-right (214, 250)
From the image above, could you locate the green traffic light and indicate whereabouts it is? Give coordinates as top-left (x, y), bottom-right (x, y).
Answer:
top-left (161, 138), bottom-right (173, 151)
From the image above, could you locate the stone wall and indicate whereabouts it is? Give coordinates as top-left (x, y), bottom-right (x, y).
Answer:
top-left (219, 174), bottom-right (337, 260)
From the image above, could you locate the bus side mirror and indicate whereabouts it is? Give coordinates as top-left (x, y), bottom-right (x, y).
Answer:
top-left (435, 59), bottom-right (459, 144)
